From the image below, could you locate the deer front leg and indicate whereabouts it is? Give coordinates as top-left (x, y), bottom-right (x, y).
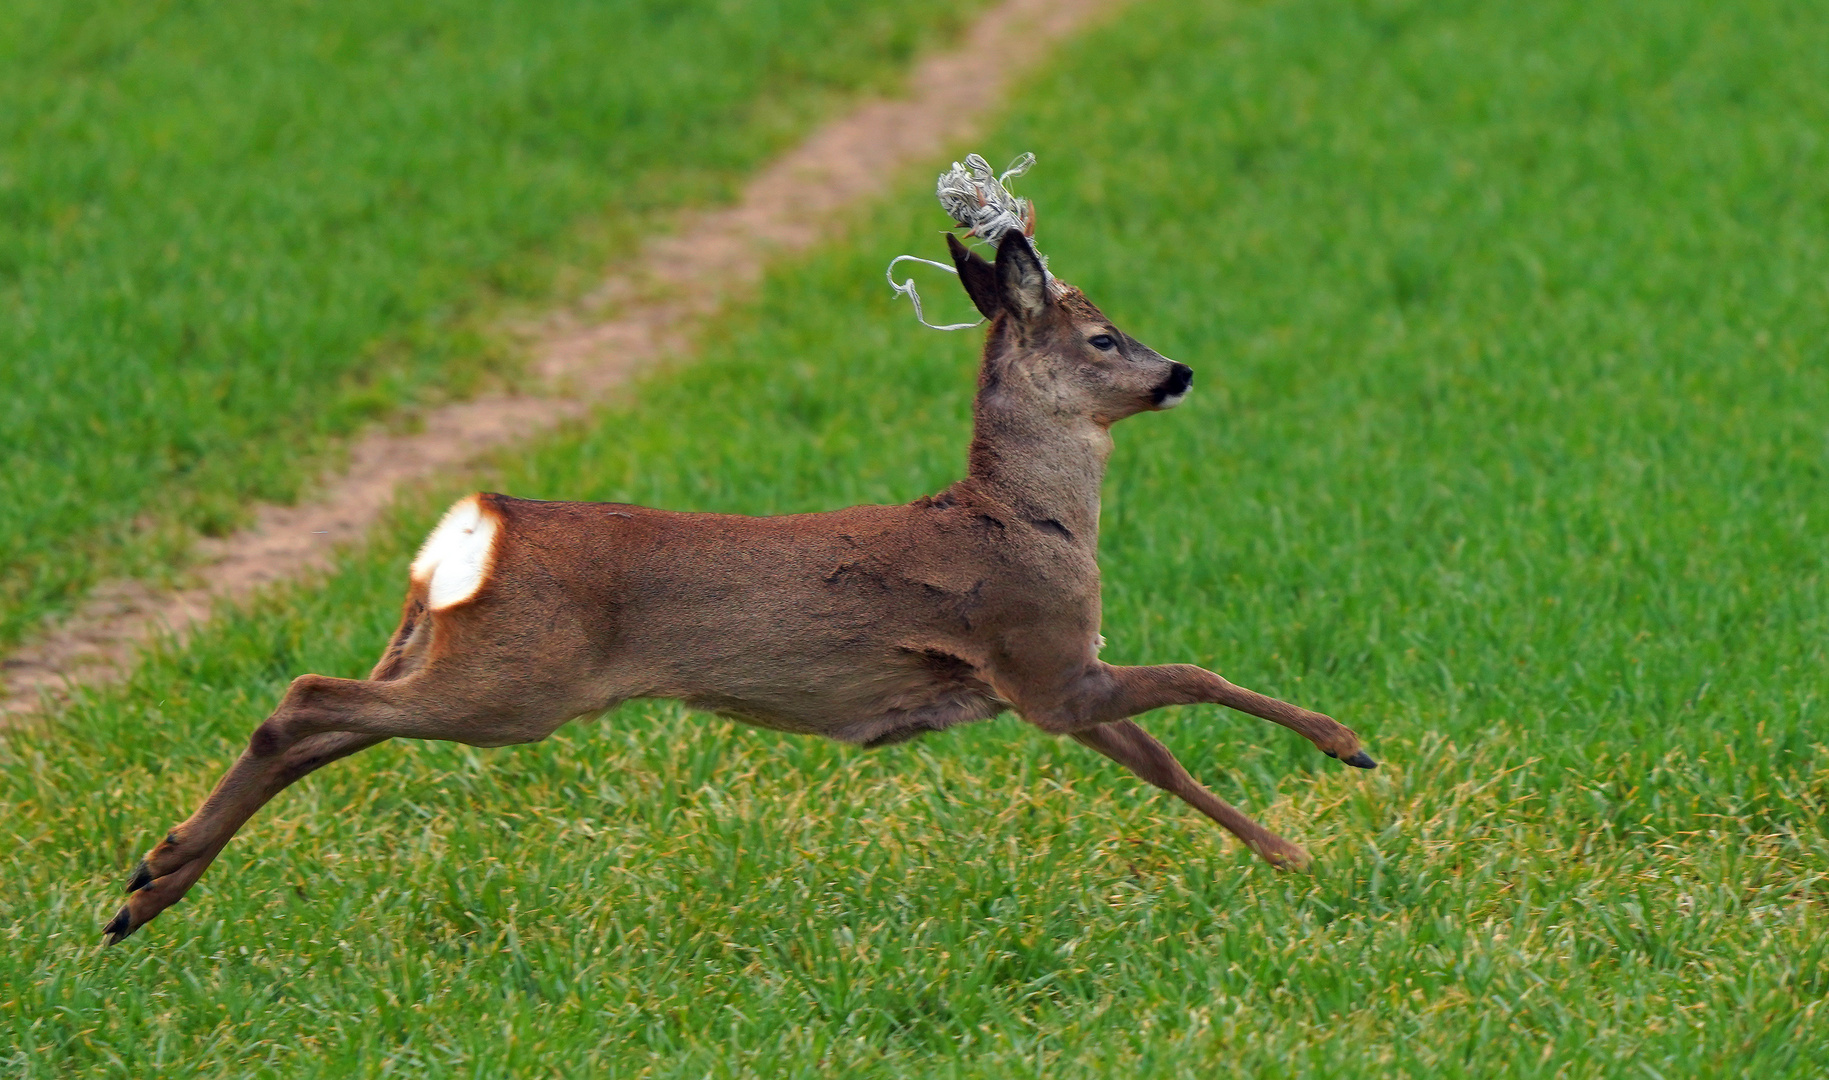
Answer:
top-left (1072, 719), bottom-right (1311, 870)
top-left (1021, 662), bottom-right (1375, 767)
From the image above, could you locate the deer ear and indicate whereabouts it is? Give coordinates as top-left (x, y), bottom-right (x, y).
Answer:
top-left (994, 231), bottom-right (1048, 321)
top-left (947, 233), bottom-right (1000, 319)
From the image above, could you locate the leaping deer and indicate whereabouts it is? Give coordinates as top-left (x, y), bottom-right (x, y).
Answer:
top-left (104, 227), bottom-right (1375, 945)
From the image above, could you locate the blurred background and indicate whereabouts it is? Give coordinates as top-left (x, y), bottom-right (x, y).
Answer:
top-left (3, 0), bottom-right (1826, 1075)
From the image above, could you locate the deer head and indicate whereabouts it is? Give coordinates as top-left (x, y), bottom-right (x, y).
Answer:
top-left (947, 231), bottom-right (1193, 428)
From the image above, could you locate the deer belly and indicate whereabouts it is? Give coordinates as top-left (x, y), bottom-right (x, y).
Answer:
top-left (669, 644), bottom-right (1003, 746)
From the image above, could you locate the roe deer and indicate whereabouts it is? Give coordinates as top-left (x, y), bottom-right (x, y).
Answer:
top-left (105, 230), bottom-right (1375, 944)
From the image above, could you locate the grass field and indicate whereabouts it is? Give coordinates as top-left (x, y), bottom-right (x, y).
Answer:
top-left (5, 0), bottom-right (1829, 1075)
top-left (0, 0), bottom-right (985, 650)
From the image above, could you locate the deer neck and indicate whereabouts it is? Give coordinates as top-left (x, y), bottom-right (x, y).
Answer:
top-left (965, 392), bottom-right (1111, 545)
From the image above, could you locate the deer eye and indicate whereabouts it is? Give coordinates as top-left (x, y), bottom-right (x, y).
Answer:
top-left (1088, 334), bottom-right (1117, 351)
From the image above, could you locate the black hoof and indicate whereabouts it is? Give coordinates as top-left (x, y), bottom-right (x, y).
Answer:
top-left (126, 860), bottom-right (153, 893)
top-left (1343, 750), bottom-right (1377, 769)
top-left (102, 906), bottom-right (135, 946)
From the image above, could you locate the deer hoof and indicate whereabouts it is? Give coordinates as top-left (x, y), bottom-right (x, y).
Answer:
top-left (1342, 750), bottom-right (1377, 769)
top-left (1273, 852), bottom-right (1313, 873)
top-left (102, 905), bottom-right (137, 946)
top-left (1260, 842), bottom-right (1313, 873)
top-left (125, 860), bottom-right (154, 893)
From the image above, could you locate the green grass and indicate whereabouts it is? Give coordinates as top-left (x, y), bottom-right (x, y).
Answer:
top-left (6, 0), bottom-right (1829, 1074)
top-left (0, 0), bottom-right (986, 650)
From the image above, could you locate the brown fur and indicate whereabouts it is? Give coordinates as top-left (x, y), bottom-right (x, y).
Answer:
top-left (104, 232), bottom-right (1373, 945)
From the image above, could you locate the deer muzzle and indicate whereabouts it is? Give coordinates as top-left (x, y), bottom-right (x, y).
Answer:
top-left (1152, 363), bottom-right (1194, 408)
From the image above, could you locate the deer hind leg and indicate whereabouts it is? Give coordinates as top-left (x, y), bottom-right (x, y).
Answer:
top-left (106, 729), bottom-right (388, 943)
top-left (107, 640), bottom-right (595, 942)
top-left (106, 675), bottom-right (418, 944)
top-left (1072, 719), bottom-right (1312, 871)
top-left (108, 599), bottom-right (460, 944)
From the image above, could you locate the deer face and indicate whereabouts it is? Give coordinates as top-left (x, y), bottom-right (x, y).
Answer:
top-left (949, 232), bottom-right (1193, 426)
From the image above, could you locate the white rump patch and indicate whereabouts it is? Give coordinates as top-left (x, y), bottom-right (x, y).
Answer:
top-left (410, 495), bottom-right (500, 610)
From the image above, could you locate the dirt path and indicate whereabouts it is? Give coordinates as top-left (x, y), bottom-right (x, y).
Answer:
top-left (0, 0), bottom-right (1122, 721)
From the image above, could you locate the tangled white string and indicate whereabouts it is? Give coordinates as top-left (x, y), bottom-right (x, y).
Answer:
top-left (936, 152), bottom-right (1035, 247)
top-left (886, 152), bottom-right (1040, 332)
top-left (884, 256), bottom-right (984, 331)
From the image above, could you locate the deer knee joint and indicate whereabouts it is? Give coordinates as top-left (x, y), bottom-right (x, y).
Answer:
top-left (247, 717), bottom-right (292, 758)
top-left (249, 674), bottom-right (345, 755)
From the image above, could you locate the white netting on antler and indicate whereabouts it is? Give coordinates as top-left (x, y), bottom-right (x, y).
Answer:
top-left (936, 152), bottom-right (1035, 246)
top-left (886, 152), bottom-right (1043, 331)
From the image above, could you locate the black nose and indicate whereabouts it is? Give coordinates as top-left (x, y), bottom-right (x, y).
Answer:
top-left (1152, 363), bottom-right (1193, 404)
